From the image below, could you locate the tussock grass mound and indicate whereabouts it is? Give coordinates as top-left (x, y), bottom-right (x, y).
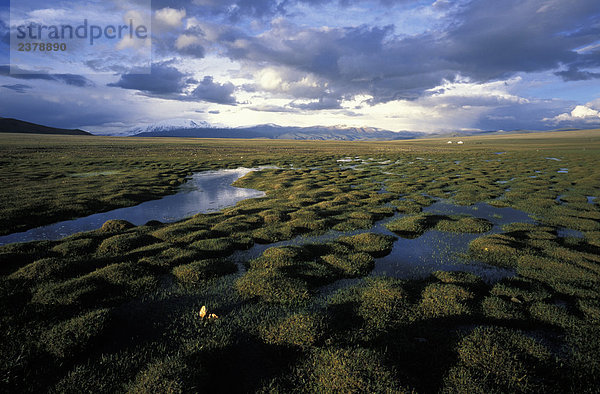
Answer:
top-left (42, 308), bottom-right (111, 359)
top-left (293, 347), bottom-right (412, 393)
top-left (443, 326), bottom-right (557, 393)
top-left (386, 213), bottom-right (493, 238)
top-left (172, 258), bottom-right (236, 284)
top-left (260, 312), bottom-right (323, 348)
top-left (100, 220), bottom-right (134, 233)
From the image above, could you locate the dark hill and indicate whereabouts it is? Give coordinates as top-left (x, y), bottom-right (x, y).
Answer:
top-left (0, 118), bottom-right (92, 136)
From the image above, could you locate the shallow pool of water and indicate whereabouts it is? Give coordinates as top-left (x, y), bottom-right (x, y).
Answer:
top-left (232, 200), bottom-right (533, 283)
top-left (0, 168), bottom-right (267, 246)
top-left (557, 228), bottom-right (584, 238)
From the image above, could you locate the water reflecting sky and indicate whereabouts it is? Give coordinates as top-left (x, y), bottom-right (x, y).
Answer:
top-left (0, 168), bottom-right (265, 246)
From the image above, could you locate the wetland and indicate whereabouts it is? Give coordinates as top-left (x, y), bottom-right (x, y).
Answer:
top-left (1, 131), bottom-right (599, 393)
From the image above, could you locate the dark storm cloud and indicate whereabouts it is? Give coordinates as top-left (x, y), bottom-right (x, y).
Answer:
top-left (555, 67), bottom-right (600, 82)
top-left (0, 89), bottom-right (133, 130)
top-left (441, 0), bottom-right (599, 79)
top-left (177, 42), bottom-right (206, 58)
top-left (0, 66), bottom-right (94, 87)
top-left (476, 99), bottom-right (572, 131)
top-left (108, 64), bottom-right (237, 104)
top-left (190, 76), bottom-right (236, 104)
top-left (151, 0), bottom-right (419, 21)
top-left (207, 0), bottom-right (600, 103)
top-left (108, 62), bottom-right (189, 94)
top-left (54, 74), bottom-right (95, 87)
top-left (290, 96), bottom-right (342, 110)
top-left (1, 84), bottom-right (32, 93)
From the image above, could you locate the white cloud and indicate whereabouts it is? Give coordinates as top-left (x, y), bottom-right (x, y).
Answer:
top-left (426, 76), bottom-right (529, 105)
top-left (254, 68), bottom-right (327, 98)
top-left (154, 7), bottom-right (186, 29)
top-left (545, 104), bottom-right (600, 124)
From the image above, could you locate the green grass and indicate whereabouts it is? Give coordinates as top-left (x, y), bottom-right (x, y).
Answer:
top-left (260, 312), bottom-right (323, 348)
top-left (172, 258), bottom-right (237, 284)
top-left (386, 213), bottom-right (493, 238)
top-left (1, 130), bottom-right (600, 392)
top-left (443, 326), bottom-right (558, 393)
top-left (42, 308), bottom-right (112, 359)
top-left (289, 347), bottom-right (412, 393)
top-left (337, 232), bottom-right (396, 256)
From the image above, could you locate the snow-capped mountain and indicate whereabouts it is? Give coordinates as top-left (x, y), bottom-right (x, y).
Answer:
top-left (129, 122), bottom-right (427, 140)
top-left (125, 119), bottom-right (214, 136)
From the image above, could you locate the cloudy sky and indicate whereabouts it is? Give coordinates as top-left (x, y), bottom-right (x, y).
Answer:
top-left (1, 0), bottom-right (600, 134)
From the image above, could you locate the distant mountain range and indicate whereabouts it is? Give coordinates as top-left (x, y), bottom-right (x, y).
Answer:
top-left (0, 117), bottom-right (91, 136)
top-left (0, 117), bottom-right (586, 141)
top-left (128, 119), bottom-right (426, 141)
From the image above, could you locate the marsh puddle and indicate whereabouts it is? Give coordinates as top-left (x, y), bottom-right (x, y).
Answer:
top-left (232, 200), bottom-right (532, 283)
top-left (0, 168), bottom-right (267, 246)
top-left (557, 228), bottom-right (584, 238)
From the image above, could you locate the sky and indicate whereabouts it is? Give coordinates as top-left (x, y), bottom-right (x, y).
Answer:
top-left (0, 0), bottom-right (600, 135)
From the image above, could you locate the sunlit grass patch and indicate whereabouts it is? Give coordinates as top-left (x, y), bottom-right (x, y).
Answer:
top-left (96, 232), bottom-right (158, 256)
top-left (189, 237), bottom-right (237, 257)
top-left (52, 238), bottom-right (96, 256)
top-left (387, 213), bottom-right (492, 238)
top-left (100, 219), bottom-right (134, 233)
top-left (31, 262), bottom-right (158, 307)
top-left (516, 254), bottom-right (599, 297)
top-left (260, 312), bottom-right (323, 348)
top-left (418, 283), bottom-right (475, 319)
top-left (321, 252), bottom-right (374, 277)
top-left (235, 268), bottom-right (310, 304)
top-left (138, 246), bottom-right (202, 269)
top-left (337, 233), bottom-right (395, 257)
top-left (250, 246), bottom-right (307, 270)
top-left (357, 277), bottom-right (411, 331)
top-left (490, 277), bottom-right (551, 303)
top-left (481, 296), bottom-right (527, 321)
top-left (172, 259), bottom-right (237, 284)
top-left (151, 225), bottom-right (209, 242)
top-left (331, 217), bottom-right (374, 231)
top-left (9, 256), bottom-right (100, 282)
top-left (252, 225), bottom-right (295, 243)
top-left (435, 216), bottom-right (493, 233)
top-left (391, 199), bottom-right (423, 214)
top-left (211, 215), bottom-right (263, 234)
top-left (468, 234), bottom-right (525, 268)
top-left (258, 209), bottom-right (290, 224)
top-left (432, 271), bottom-right (483, 286)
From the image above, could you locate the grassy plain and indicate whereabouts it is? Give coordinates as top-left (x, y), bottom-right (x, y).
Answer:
top-left (0, 130), bottom-right (600, 393)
